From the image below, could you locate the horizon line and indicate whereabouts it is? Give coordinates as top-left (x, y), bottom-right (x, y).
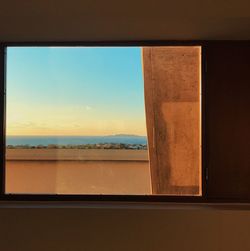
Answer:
top-left (6, 134), bottom-right (147, 137)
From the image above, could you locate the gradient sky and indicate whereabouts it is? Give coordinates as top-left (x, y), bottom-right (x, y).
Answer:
top-left (6, 47), bottom-right (147, 136)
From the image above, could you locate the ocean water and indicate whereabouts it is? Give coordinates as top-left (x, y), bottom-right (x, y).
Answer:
top-left (6, 135), bottom-right (147, 146)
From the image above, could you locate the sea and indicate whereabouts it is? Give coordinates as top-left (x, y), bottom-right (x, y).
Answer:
top-left (6, 135), bottom-right (148, 146)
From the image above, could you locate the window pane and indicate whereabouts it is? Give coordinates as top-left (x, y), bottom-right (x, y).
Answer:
top-left (5, 46), bottom-right (202, 196)
top-left (5, 47), bottom-right (151, 194)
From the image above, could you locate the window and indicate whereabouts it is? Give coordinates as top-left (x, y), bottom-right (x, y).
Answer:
top-left (1, 43), bottom-right (203, 200)
top-left (6, 46), bottom-right (151, 195)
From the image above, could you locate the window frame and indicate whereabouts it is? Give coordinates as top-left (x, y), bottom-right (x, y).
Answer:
top-left (0, 41), bottom-right (209, 203)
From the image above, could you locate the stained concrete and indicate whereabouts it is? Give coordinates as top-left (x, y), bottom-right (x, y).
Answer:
top-left (143, 47), bottom-right (201, 195)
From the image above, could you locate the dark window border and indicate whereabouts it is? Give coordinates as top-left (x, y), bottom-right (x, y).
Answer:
top-left (0, 41), bottom-right (207, 203)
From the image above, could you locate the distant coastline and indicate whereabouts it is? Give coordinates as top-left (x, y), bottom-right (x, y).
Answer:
top-left (6, 135), bottom-right (148, 149)
top-left (7, 143), bottom-right (147, 150)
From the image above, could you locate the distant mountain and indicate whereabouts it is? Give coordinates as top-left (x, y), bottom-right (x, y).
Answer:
top-left (107, 134), bottom-right (146, 137)
top-left (6, 135), bottom-right (148, 146)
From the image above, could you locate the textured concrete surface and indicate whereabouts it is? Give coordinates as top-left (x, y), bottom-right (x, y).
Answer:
top-left (6, 160), bottom-right (151, 194)
top-left (143, 47), bottom-right (201, 195)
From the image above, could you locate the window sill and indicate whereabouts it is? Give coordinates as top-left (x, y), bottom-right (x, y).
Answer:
top-left (0, 199), bottom-right (250, 210)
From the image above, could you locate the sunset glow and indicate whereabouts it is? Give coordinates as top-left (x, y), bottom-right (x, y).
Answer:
top-left (6, 47), bottom-right (147, 136)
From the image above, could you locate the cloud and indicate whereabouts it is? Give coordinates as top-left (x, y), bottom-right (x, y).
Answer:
top-left (85, 106), bottom-right (92, 111)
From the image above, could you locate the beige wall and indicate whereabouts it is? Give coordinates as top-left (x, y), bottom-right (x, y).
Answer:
top-left (1, 207), bottom-right (250, 251)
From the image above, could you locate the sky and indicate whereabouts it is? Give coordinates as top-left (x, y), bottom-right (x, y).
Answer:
top-left (6, 47), bottom-right (147, 136)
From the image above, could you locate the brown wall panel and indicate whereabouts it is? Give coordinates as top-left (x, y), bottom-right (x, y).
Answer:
top-left (206, 43), bottom-right (250, 199)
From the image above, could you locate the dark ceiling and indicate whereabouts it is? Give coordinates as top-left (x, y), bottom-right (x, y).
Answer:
top-left (0, 0), bottom-right (250, 41)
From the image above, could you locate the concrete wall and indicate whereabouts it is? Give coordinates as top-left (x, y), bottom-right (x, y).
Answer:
top-left (143, 47), bottom-right (201, 195)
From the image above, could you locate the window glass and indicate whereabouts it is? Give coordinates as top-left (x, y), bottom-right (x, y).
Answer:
top-left (6, 47), bottom-right (151, 194)
top-left (5, 46), bottom-right (201, 196)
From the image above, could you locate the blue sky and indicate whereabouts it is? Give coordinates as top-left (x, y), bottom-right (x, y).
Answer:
top-left (6, 47), bottom-right (147, 136)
